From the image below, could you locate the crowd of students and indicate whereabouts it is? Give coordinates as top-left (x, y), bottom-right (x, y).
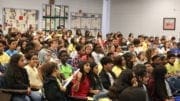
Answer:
top-left (0, 24), bottom-right (179, 101)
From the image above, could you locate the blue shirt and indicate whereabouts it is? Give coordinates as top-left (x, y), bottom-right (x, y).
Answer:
top-left (6, 49), bottom-right (18, 56)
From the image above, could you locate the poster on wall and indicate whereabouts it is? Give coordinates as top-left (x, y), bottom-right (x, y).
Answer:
top-left (163, 18), bottom-right (176, 30)
top-left (3, 8), bottom-right (38, 32)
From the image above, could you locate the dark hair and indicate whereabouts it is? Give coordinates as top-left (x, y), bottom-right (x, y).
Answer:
top-left (40, 62), bottom-right (58, 79)
top-left (75, 44), bottom-right (84, 52)
top-left (113, 55), bottom-right (124, 69)
top-left (100, 56), bottom-right (113, 66)
top-left (9, 54), bottom-right (23, 68)
top-left (152, 64), bottom-right (169, 100)
top-left (25, 52), bottom-right (38, 60)
top-left (58, 50), bottom-right (68, 58)
top-left (153, 64), bottom-right (167, 80)
top-left (78, 61), bottom-right (90, 82)
top-left (118, 87), bottom-right (146, 101)
top-left (167, 53), bottom-right (176, 59)
top-left (0, 40), bottom-right (6, 46)
top-left (151, 54), bottom-right (160, 62)
top-left (133, 64), bottom-right (147, 87)
top-left (7, 38), bottom-right (17, 45)
top-left (133, 38), bottom-right (140, 46)
top-left (123, 52), bottom-right (134, 69)
top-left (108, 69), bottom-right (134, 100)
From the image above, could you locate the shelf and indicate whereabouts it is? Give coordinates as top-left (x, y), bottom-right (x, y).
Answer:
top-left (43, 16), bottom-right (68, 19)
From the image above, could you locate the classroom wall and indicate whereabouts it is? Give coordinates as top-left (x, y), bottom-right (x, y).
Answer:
top-left (110, 0), bottom-right (180, 40)
top-left (0, 0), bottom-right (103, 29)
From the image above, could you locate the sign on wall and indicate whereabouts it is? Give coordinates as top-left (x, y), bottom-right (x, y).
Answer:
top-left (3, 8), bottom-right (39, 32)
top-left (163, 18), bottom-right (176, 30)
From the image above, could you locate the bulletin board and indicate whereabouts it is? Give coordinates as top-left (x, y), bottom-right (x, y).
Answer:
top-left (3, 8), bottom-right (39, 32)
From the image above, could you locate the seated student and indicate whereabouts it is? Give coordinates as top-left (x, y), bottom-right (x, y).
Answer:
top-left (6, 38), bottom-right (18, 56)
top-left (112, 55), bottom-right (126, 78)
top-left (89, 62), bottom-right (103, 95)
top-left (40, 62), bottom-right (67, 101)
top-left (0, 40), bottom-right (10, 64)
top-left (0, 40), bottom-right (10, 75)
top-left (133, 64), bottom-right (150, 101)
top-left (71, 61), bottom-right (91, 97)
top-left (165, 54), bottom-right (177, 76)
top-left (58, 50), bottom-right (73, 79)
top-left (118, 87), bottom-right (146, 101)
top-left (25, 52), bottom-right (43, 101)
top-left (89, 62), bottom-right (108, 101)
top-left (4, 54), bottom-right (31, 101)
top-left (147, 64), bottom-right (174, 101)
top-left (108, 69), bottom-right (138, 101)
top-left (99, 56), bottom-right (116, 90)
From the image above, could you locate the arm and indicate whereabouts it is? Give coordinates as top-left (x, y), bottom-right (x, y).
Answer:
top-left (72, 72), bottom-right (82, 92)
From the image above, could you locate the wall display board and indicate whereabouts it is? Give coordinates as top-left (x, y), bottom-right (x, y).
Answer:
top-left (43, 4), bottom-right (69, 32)
top-left (71, 11), bottom-right (102, 36)
top-left (163, 18), bottom-right (176, 30)
top-left (3, 8), bottom-right (38, 32)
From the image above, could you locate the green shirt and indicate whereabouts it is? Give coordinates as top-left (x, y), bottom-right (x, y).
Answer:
top-left (59, 63), bottom-right (73, 79)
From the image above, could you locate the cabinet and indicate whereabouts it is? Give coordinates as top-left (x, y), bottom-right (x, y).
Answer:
top-left (42, 4), bottom-right (69, 32)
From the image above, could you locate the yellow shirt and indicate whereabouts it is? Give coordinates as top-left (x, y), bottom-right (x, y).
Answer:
top-left (25, 65), bottom-right (43, 88)
top-left (67, 44), bottom-right (76, 54)
top-left (0, 52), bottom-right (10, 64)
top-left (174, 59), bottom-right (180, 73)
top-left (165, 63), bottom-right (177, 75)
top-left (112, 66), bottom-right (126, 78)
top-left (142, 42), bottom-right (148, 51)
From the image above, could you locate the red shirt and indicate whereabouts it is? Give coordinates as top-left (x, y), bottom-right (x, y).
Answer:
top-left (71, 76), bottom-right (90, 97)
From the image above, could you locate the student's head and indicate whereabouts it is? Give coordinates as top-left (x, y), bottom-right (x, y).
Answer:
top-left (10, 54), bottom-right (25, 68)
top-left (118, 87), bottom-right (146, 101)
top-left (133, 64), bottom-right (149, 85)
top-left (58, 50), bottom-right (69, 64)
top-left (25, 52), bottom-right (38, 67)
top-left (108, 69), bottom-right (137, 100)
top-left (79, 61), bottom-right (91, 74)
top-left (137, 51), bottom-right (146, 61)
top-left (113, 55), bottom-right (126, 67)
top-left (123, 52), bottom-right (136, 69)
top-left (7, 38), bottom-right (17, 50)
top-left (100, 56), bottom-right (114, 72)
top-left (90, 62), bottom-right (98, 75)
top-left (48, 39), bottom-right (59, 50)
top-left (153, 64), bottom-right (167, 80)
top-left (0, 40), bottom-right (6, 54)
top-left (40, 62), bottom-right (58, 78)
top-left (151, 54), bottom-right (162, 65)
top-left (75, 44), bottom-right (85, 55)
top-left (167, 53), bottom-right (176, 64)
top-left (76, 29), bottom-right (82, 36)
top-left (85, 44), bottom-right (93, 55)
top-left (19, 40), bottom-right (27, 49)
top-left (128, 43), bottom-right (135, 52)
top-left (79, 36), bottom-right (86, 45)
top-left (119, 69), bottom-right (137, 86)
top-left (94, 44), bottom-right (103, 53)
top-left (144, 62), bottom-right (153, 74)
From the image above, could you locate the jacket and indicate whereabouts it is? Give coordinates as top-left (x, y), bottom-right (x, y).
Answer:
top-left (99, 69), bottom-right (116, 90)
top-left (43, 75), bottom-right (67, 101)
